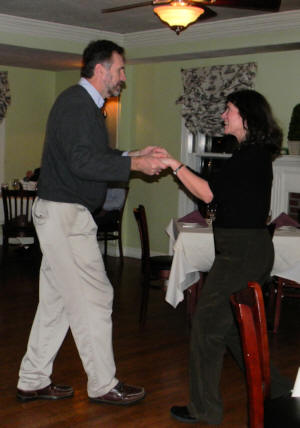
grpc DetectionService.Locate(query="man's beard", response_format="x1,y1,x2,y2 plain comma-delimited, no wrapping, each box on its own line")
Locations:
108,81,125,97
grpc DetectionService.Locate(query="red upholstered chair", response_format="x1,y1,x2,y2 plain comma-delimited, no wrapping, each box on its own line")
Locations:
231,281,300,428
133,205,173,324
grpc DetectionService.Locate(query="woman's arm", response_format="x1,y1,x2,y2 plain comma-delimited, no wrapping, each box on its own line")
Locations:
162,157,214,204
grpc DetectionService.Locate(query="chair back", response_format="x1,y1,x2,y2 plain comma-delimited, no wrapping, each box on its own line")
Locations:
2,187,37,234
93,184,129,260
231,281,271,428
133,205,150,261
94,185,129,227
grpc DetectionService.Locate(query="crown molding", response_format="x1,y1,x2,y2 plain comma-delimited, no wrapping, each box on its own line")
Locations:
128,42,300,64
0,9,299,55
124,9,300,48
0,13,123,47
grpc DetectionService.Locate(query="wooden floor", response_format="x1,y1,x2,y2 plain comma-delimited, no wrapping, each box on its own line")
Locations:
0,247,300,428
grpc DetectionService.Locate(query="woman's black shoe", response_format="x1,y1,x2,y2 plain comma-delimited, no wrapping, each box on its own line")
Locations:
170,406,201,423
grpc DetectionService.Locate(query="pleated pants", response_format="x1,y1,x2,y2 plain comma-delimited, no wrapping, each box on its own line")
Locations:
17,198,118,398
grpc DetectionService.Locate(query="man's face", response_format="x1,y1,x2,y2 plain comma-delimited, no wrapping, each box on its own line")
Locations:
102,52,126,98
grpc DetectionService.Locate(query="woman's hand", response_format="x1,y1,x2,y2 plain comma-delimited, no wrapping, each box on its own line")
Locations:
162,156,214,204
161,156,181,172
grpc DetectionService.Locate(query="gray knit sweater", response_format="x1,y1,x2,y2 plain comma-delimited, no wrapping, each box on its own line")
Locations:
38,85,131,212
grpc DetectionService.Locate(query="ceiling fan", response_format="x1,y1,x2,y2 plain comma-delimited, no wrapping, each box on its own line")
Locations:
102,0,281,35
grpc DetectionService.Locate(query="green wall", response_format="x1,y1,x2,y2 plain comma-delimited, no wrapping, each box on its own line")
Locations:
55,70,80,95
1,67,80,185
3,66,55,184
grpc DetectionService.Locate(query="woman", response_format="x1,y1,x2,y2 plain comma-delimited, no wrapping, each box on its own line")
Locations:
163,90,292,425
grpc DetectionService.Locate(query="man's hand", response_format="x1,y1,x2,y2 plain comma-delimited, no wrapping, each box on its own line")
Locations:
131,155,168,176
129,146,169,158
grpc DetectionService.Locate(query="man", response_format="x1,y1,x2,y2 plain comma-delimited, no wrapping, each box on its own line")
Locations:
17,40,167,405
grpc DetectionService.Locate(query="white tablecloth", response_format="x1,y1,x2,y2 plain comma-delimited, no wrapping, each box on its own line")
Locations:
165,220,300,308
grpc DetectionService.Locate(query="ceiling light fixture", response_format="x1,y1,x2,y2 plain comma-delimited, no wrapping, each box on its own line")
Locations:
153,0,205,35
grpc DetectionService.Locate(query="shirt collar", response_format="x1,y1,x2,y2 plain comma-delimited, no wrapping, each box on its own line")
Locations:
78,77,105,109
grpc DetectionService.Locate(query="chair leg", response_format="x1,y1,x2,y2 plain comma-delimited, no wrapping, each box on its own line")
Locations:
266,279,276,328
273,279,284,333
139,277,150,325
104,232,108,257
118,235,123,263
2,234,8,266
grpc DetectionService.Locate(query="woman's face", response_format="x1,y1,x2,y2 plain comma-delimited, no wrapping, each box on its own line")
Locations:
221,102,247,143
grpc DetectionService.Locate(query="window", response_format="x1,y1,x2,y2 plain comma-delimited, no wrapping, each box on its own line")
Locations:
178,121,233,217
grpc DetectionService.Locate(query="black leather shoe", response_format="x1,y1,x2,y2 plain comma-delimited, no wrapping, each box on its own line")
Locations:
17,383,74,401
89,381,145,406
170,406,202,424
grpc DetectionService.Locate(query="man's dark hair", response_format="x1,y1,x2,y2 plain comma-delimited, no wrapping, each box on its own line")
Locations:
81,40,125,78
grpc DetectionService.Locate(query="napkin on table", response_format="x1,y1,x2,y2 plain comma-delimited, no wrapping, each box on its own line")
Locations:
271,212,300,229
178,210,208,227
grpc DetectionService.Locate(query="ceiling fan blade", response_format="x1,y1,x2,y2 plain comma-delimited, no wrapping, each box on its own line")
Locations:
102,1,153,14
191,5,218,20
196,0,281,12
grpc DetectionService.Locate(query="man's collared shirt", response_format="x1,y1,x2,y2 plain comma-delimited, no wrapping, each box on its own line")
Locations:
78,77,104,109
78,77,128,156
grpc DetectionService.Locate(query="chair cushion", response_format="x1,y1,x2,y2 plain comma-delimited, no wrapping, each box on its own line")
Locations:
94,210,120,228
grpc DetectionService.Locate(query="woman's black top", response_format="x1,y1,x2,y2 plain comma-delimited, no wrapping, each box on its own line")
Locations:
209,144,273,229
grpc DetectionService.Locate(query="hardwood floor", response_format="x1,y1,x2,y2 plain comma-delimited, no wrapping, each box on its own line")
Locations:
0,247,299,427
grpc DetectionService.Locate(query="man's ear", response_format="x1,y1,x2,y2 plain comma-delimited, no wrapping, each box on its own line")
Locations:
94,63,106,77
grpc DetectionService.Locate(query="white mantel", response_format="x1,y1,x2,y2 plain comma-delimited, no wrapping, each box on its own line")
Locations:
271,155,300,220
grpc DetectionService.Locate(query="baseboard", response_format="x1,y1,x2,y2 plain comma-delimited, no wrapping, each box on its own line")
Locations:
102,243,169,259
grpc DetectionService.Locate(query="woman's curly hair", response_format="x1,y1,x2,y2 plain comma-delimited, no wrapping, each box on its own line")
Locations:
226,89,282,157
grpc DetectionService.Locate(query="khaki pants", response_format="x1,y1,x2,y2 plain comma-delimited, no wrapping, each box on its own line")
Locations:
17,198,118,397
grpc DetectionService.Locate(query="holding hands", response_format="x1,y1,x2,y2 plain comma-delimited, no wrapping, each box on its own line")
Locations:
130,145,169,176
138,146,169,158
161,156,182,172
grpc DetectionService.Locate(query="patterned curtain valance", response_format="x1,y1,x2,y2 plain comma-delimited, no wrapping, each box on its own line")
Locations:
176,62,257,137
0,72,11,122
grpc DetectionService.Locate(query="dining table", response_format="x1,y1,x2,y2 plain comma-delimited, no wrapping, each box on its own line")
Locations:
165,219,300,308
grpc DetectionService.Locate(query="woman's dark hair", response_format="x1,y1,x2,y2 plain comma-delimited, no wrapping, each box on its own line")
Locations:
226,89,282,156
81,40,125,78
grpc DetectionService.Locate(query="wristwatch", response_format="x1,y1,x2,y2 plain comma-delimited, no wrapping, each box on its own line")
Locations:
173,164,184,176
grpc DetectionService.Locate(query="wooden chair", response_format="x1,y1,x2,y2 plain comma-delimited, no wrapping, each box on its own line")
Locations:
93,185,129,262
231,281,300,428
133,205,173,324
266,219,300,333
268,276,300,333
1,186,38,263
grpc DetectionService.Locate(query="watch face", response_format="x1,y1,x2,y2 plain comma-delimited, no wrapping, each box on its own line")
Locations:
174,164,184,175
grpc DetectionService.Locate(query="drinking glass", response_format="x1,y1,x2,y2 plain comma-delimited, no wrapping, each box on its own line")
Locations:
206,204,216,226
